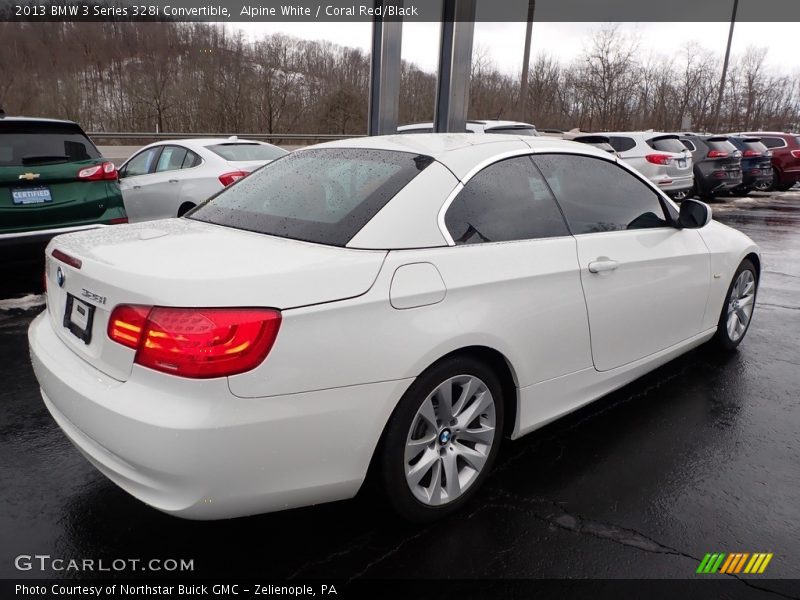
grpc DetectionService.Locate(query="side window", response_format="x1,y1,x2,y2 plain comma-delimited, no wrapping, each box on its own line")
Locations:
761,137,785,149
444,156,569,245
122,147,160,177
608,136,636,152
681,139,696,152
156,146,188,173
181,150,201,168
532,154,669,234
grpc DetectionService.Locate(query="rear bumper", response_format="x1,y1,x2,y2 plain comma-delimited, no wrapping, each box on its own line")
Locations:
29,311,411,519
652,174,694,192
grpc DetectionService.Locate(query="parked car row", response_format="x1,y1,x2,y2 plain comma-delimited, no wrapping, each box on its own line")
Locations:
546,127,799,201
3,110,797,272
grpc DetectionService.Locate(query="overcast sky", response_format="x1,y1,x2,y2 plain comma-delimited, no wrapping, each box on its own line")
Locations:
234,21,800,77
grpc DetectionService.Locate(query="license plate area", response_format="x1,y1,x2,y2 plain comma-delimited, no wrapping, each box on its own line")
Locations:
11,186,52,205
677,159,687,168
63,294,95,344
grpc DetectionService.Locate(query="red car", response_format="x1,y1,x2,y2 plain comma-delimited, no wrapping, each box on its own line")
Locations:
736,132,800,191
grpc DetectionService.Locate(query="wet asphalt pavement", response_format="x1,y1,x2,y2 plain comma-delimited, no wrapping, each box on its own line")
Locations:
1,192,799,594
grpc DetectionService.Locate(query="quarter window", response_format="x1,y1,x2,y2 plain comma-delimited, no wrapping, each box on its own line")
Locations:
532,154,669,234
607,136,636,153
182,150,201,168
760,137,786,149
444,156,569,245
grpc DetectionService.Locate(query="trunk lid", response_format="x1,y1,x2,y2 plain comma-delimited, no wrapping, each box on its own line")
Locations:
647,134,693,177
226,159,272,172
1,119,111,230
0,160,111,229
46,218,386,381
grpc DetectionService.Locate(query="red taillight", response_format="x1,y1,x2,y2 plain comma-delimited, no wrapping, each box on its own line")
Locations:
77,161,118,181
107,306,282,378
108,217,129,225
707,150,729,159
218,171,248,186
645,154,672,165
108,305,150,350
51,248,82,269
742,150,760,157
791,150,800,159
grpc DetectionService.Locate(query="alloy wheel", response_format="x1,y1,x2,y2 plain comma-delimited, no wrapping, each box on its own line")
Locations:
404,375,496,506
726,269,756,342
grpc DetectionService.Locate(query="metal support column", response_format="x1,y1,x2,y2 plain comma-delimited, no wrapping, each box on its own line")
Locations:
433,0,476,133
368,1,403,136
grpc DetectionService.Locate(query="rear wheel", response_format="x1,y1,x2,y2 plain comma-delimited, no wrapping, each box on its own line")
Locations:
714,259,758,350
752,179,771,192
177,202,196,217
380,356,504,522
772,169,794,191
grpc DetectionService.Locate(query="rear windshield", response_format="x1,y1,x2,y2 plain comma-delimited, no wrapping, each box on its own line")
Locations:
742,140,768,154
706,139,738,153
484,126,538,136
646,137,686,153
206,143,287,162
0,121,100,166
189,148,432,247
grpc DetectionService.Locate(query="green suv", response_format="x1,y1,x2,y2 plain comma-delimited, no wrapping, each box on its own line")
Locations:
0,112,127,258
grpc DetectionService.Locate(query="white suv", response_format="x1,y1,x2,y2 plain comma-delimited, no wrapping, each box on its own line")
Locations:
398,120,539,136
601,132,694,200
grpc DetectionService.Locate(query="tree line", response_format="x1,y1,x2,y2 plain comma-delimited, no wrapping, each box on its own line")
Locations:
1,22,798,137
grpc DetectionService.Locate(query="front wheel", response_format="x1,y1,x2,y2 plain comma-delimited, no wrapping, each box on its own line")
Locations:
714,259,758,350
380,356,504,522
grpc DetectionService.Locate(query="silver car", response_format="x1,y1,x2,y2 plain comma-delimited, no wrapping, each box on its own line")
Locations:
601,132,694,201
118,137,287,222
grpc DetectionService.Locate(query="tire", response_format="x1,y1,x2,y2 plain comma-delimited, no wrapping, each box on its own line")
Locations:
670,188,693,202
772,170,794,192
714,259,758,350
380,355,505,522
752,179,771,192
177,202,196,217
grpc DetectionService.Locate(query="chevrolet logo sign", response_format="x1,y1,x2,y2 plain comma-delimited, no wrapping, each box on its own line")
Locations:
19,173,40,181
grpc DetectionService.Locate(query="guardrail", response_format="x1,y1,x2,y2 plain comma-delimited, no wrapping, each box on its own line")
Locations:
88,132,366,143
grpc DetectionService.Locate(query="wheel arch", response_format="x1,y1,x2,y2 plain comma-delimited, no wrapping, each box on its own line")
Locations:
744,252,761,281
177,201,196,217
362,344,520,490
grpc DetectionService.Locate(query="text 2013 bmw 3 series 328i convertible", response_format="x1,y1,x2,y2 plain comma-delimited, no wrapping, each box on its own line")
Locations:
29,134,760,521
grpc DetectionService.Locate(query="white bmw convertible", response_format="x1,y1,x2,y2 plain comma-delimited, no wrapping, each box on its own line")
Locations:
29,134,760,521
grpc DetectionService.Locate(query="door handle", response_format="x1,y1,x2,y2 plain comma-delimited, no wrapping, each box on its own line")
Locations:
588,259,619,273
168,179,179,184
132,185,141,189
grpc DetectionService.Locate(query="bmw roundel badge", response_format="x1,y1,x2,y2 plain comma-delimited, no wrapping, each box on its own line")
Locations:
56,266,65,288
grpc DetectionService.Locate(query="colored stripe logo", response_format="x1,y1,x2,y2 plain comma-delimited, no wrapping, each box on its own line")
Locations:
697,552,773,574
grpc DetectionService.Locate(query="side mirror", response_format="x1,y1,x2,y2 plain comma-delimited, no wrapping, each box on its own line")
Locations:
678,199,712,229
